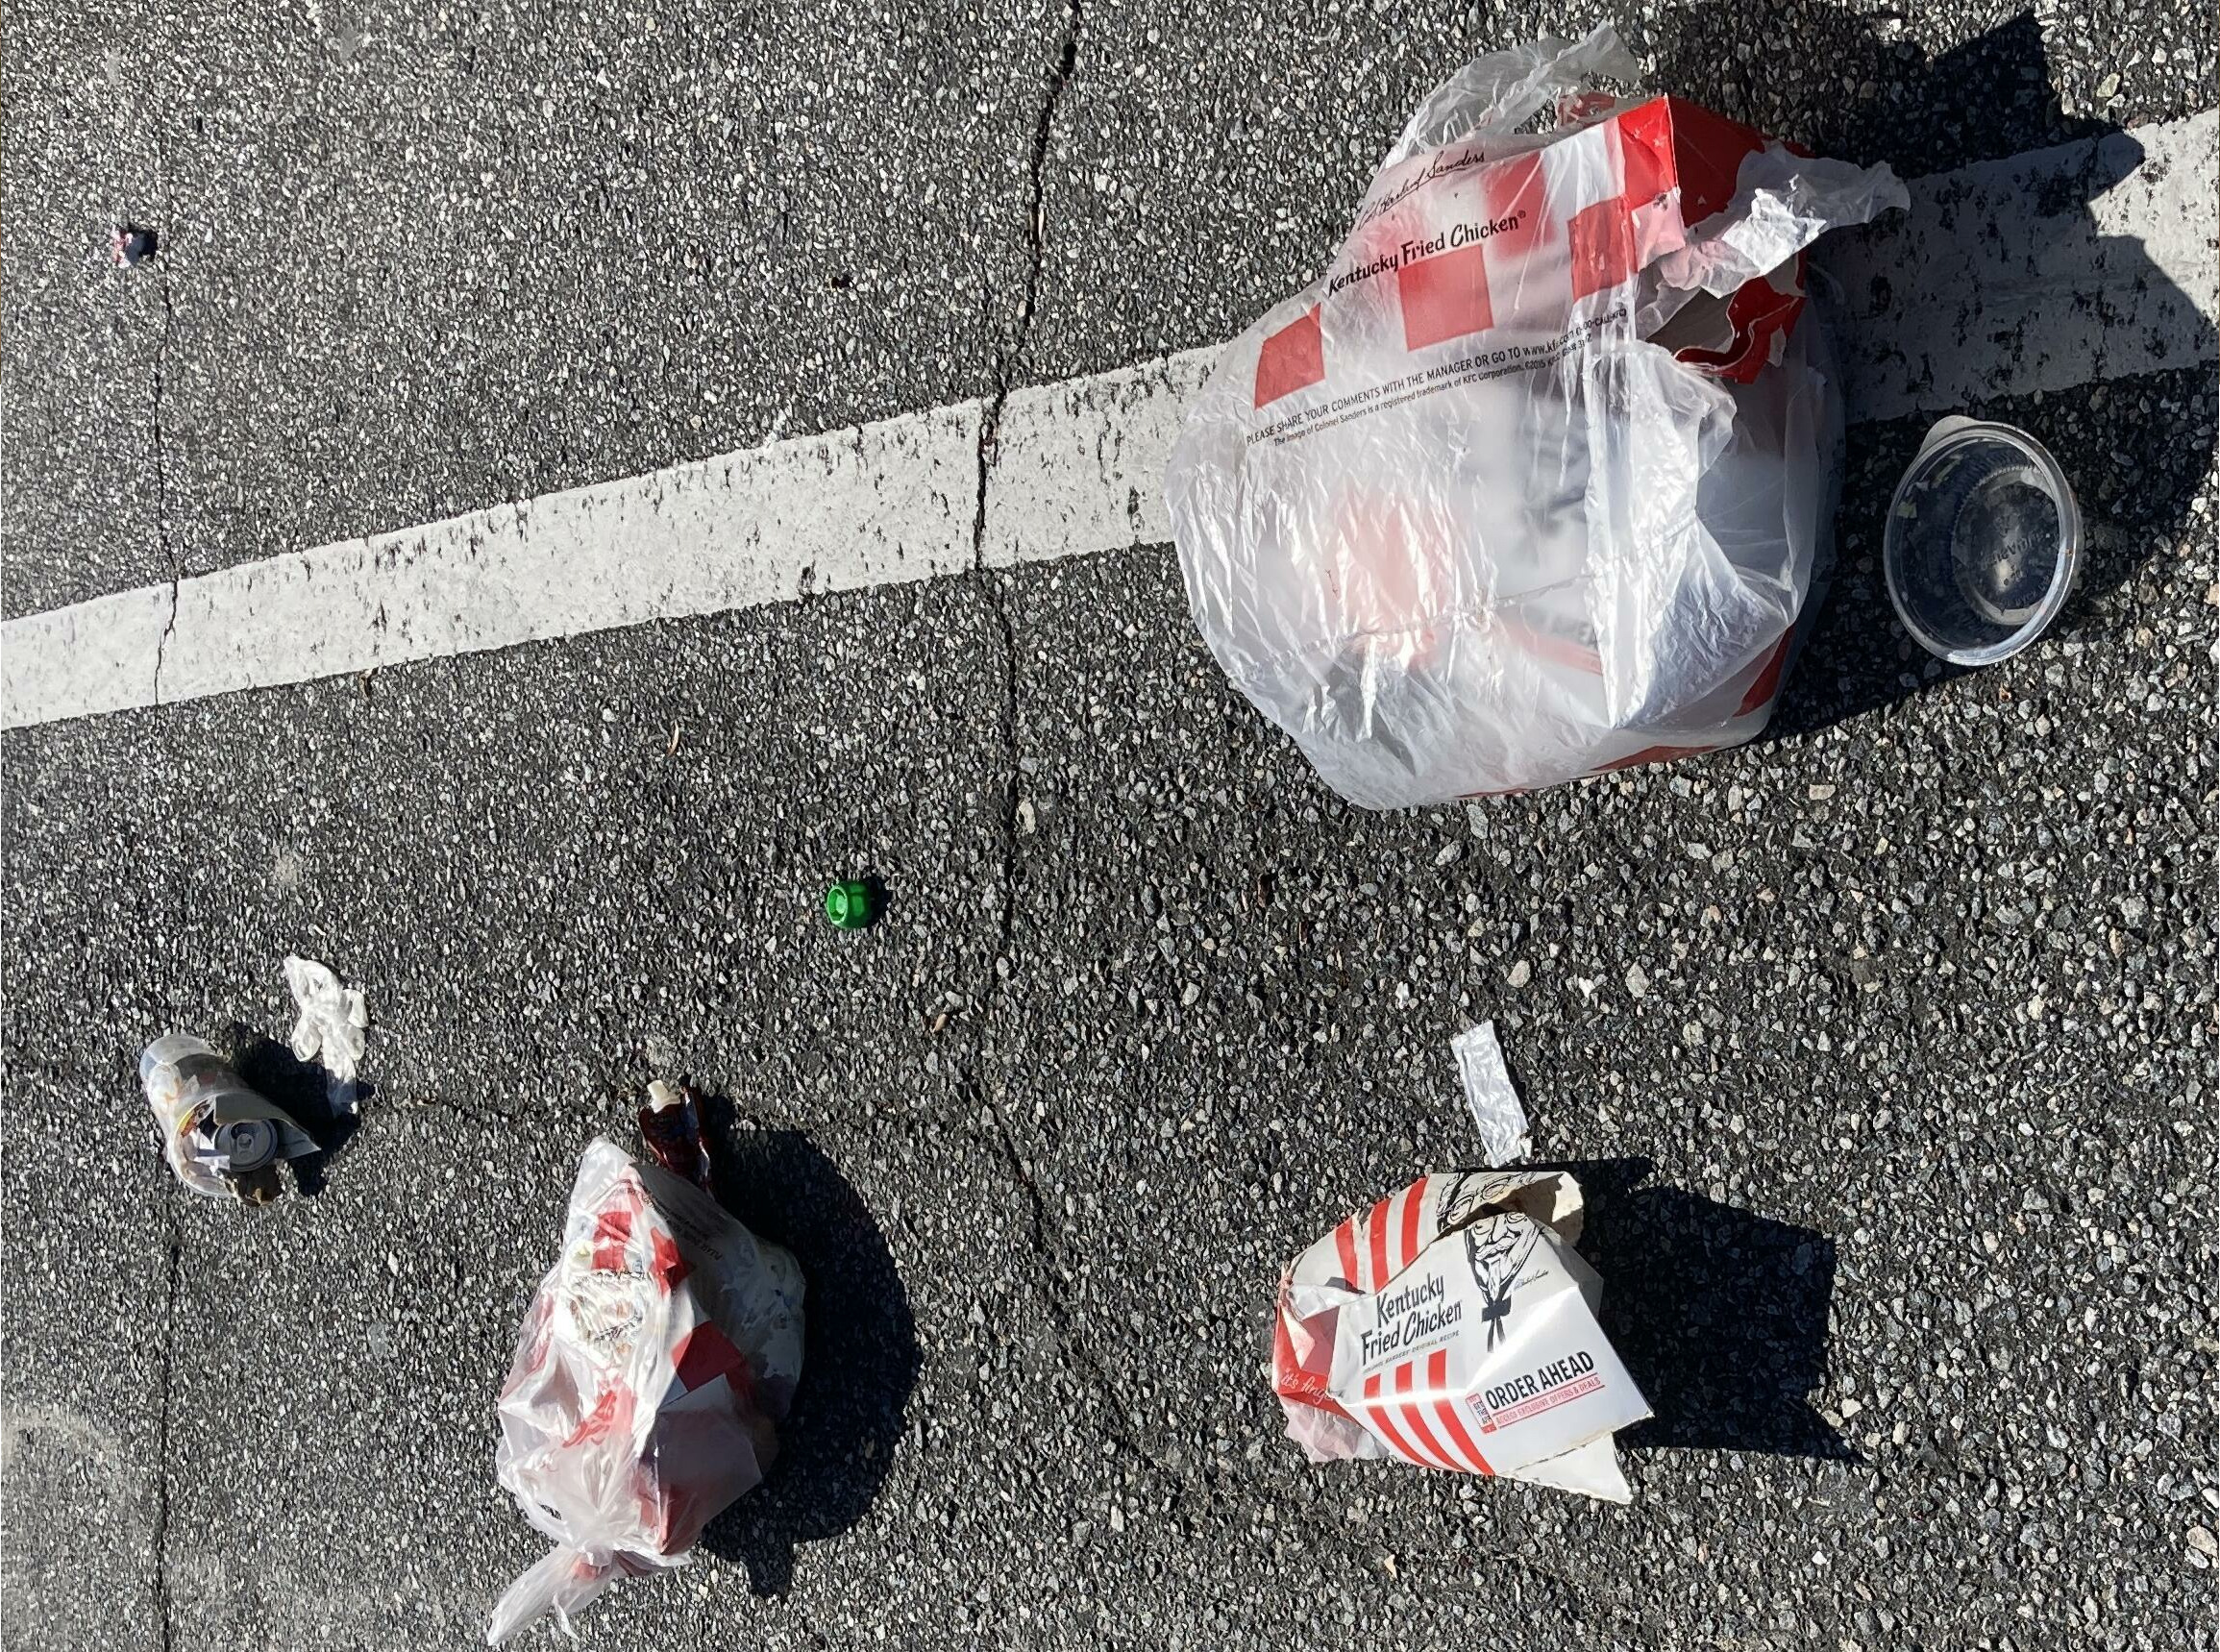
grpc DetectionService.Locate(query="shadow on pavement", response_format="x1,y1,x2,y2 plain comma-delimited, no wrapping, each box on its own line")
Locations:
226,1029,367,1197
1654,8,2105,169
693,1110,920,1597
1564,1157,1856,1462
1652,7,2216,741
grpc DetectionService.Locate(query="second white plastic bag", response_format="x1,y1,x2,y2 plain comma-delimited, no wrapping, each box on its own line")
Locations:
487,1129,804,1643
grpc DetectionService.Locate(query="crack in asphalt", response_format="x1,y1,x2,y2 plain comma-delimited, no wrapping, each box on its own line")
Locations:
965,0,1084,1002
951,0,1198,1506
972,1098,1200,1497
149,281,180,702
147,137,183,706
960,0,1079,1084
970,0,1081,578
138,120,186,1652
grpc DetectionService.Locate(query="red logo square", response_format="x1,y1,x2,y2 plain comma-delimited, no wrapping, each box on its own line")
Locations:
1481,151,1549,257
1568,197,1635,301
1397,242,1494,351
1253,308,1324,407
1615,99,1676,210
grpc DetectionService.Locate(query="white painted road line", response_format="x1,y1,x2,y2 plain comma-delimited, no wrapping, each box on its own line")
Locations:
1827,114,2218,423
981,349,1212,569
5,407,981,726
5,114,2213,730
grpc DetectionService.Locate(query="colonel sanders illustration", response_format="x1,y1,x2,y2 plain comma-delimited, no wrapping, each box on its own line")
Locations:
1435,1171,1544,1350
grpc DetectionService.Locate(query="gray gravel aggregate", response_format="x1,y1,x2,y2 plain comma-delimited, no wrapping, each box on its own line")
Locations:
3,0,2214,1646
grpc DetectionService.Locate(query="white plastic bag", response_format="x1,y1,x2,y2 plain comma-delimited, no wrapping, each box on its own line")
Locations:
1166,27,1906,805
487,1135,804,1643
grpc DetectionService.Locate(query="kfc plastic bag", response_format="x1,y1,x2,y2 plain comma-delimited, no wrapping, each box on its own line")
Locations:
1272,1168,1648,1501
1166,27,1907,805
487,1110,803,1643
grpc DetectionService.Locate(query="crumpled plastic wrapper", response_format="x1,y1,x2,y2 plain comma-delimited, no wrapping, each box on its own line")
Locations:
284,954,367,1085
1451,1021,1529,1165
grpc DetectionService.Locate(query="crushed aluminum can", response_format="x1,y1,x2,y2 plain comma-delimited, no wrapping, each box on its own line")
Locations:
139,1033,318,1203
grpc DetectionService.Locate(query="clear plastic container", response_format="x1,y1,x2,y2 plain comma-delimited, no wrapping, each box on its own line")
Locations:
139,1033,312,1200
1883,417,2081,665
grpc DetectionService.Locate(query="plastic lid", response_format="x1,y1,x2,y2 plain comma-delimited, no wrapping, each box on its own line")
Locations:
1883,418,2081,666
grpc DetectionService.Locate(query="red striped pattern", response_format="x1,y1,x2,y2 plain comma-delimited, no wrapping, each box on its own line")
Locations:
1431,1348,1495,1474
1352,1182,1455,1472
1394,1359,1459,1469
1361,1370,1428,1464
1333,1219,1361,1288
1366,1194,1394,1291
1397,1186,1424,1272
1337,1178,1500,1475
1300,1179,1497,1473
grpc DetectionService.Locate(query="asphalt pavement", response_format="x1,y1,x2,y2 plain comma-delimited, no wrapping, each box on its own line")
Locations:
3,1,2215,1649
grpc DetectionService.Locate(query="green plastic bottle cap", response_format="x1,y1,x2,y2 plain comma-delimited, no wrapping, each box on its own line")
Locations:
825,879,875,930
